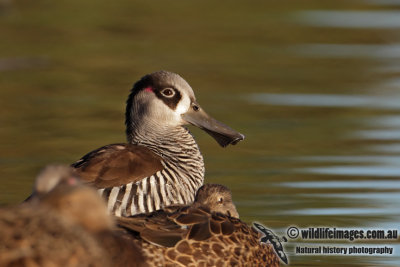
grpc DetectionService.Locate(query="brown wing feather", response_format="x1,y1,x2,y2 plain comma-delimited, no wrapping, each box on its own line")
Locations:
72,143,163,188
166,213,280,266
116,206,280,266
116,208,186,247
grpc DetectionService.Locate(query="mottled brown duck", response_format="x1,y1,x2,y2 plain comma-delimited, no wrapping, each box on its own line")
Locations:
0,165,146,267
117,184,281,267
70,71,244,216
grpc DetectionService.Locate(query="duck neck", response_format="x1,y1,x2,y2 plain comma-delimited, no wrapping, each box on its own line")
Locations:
127,123,205,188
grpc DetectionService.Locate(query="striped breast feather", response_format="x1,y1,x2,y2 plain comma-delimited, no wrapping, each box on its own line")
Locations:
100,170,195,216
71,143,164,189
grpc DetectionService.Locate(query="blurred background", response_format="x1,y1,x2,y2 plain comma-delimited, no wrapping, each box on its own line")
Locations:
1,0,399,266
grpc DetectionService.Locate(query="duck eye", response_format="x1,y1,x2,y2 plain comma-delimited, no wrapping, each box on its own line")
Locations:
217,197,223,204
161,88,175,97
192,104,200,112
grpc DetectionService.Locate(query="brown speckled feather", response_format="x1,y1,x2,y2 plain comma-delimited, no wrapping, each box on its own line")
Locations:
117,207,279,267
72,143,163,188
116,184,280,267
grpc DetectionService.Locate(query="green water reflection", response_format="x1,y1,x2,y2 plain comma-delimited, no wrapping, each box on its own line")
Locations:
1,1,399,266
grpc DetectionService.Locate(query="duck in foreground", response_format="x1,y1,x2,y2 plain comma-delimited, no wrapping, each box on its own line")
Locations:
71,71,244,217
0,165,146,267
117,184,280,267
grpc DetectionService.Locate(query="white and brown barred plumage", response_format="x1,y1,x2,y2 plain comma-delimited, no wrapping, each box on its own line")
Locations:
71,71,244,216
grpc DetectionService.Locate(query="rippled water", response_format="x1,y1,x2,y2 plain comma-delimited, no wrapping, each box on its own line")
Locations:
297,10,400,28
1,1,399,266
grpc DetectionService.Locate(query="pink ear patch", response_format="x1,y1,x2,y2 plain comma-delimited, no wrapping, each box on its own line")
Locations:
67,177,78,185
144,87,153,93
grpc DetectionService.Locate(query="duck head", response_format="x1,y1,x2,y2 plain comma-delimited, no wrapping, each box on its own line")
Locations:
125,71,244,147
194,183,239,218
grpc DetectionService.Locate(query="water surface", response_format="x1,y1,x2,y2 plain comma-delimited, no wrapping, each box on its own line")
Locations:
0,1,399,266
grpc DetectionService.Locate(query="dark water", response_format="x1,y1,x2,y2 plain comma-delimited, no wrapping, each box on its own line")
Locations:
1,1,399,266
